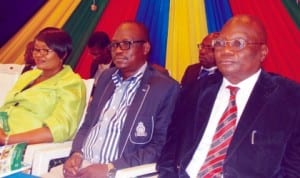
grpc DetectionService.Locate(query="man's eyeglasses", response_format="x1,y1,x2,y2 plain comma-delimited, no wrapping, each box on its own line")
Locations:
212,38,264,51
197,43,213,50
109,40,146,50
32,48,54,56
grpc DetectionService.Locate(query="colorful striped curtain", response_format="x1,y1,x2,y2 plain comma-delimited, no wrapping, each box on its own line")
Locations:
74,0,140,78
0,0,299,82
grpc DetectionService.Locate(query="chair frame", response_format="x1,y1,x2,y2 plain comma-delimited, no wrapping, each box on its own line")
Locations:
0,64,25,106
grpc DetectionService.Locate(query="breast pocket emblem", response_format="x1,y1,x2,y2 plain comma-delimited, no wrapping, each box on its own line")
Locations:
135,122,147,137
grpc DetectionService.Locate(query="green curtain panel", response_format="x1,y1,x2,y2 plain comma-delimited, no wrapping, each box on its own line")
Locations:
63,0,109,68
282,0,300,29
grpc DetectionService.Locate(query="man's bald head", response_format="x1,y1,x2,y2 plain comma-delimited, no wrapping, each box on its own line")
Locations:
222,14,267,43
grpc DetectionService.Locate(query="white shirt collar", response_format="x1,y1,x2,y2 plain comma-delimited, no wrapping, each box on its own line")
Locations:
222,69,261,89
202,66,217,72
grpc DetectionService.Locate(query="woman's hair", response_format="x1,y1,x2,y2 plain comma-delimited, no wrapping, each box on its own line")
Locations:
24,41,35,65
34,27,72,63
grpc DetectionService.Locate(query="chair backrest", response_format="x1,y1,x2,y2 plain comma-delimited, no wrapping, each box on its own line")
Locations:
78,78,95,128
0,64,25,106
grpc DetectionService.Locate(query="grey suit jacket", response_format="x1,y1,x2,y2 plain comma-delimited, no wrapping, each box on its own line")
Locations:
158,70,300,178
71,65,180,169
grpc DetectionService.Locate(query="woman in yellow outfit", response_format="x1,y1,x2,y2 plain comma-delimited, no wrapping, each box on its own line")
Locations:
0,27,86,145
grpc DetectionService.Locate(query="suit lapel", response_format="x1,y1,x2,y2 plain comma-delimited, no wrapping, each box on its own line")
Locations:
226,71,278,158
90,70,116,126
118,67,152,153
184,72,223,162
194,76,221,136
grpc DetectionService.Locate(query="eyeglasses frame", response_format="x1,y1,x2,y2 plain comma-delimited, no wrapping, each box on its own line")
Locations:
212,38,265,51
109,40,146,50
197,43,214,50
32,48,54,56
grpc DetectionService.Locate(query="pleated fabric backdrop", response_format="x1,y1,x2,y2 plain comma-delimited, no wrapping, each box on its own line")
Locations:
0,0,299,82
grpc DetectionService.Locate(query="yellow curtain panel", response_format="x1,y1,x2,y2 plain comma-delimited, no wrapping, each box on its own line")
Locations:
166,0,208,81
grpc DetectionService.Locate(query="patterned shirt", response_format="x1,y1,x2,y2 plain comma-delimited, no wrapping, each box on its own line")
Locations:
82,63,147,163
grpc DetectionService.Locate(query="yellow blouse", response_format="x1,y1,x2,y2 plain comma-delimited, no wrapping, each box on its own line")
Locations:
0,65,86,142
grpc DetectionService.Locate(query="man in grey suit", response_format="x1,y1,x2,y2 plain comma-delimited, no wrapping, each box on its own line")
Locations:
157,14,300,178
60,21,180,178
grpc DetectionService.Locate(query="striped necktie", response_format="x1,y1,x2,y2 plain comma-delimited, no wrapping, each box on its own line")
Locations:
198,86,239,178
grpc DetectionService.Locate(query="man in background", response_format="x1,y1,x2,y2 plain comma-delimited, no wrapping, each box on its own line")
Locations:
181,32,219,86
87,31,113,85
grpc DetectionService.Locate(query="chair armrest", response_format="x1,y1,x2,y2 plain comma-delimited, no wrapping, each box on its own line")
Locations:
25,141,157,177
24,141,72,176
115,163,157,178
24,142,67,166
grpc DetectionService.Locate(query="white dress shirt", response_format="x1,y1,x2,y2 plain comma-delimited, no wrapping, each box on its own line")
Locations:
186,69,261,178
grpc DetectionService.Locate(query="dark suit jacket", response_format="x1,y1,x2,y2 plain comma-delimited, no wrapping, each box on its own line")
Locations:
71,65,180,169
158,70,300,178
181,63,201,86
181,63,217,87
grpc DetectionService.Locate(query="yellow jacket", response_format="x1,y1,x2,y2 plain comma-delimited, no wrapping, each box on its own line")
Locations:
0,65,86,142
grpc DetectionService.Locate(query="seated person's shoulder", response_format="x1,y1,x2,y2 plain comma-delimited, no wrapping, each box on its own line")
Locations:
149,66,179,88
186,63,202,70
268,72,300,93
60,66,82,81
151,63,169,76
255,72,300,105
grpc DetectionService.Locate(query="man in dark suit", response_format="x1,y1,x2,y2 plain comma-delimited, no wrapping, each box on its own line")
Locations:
60,21,180,178
157,14,300,178
181,32,219,87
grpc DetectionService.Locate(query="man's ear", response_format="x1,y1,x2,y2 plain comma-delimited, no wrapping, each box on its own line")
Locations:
143,41,151,55
260,44,268,62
